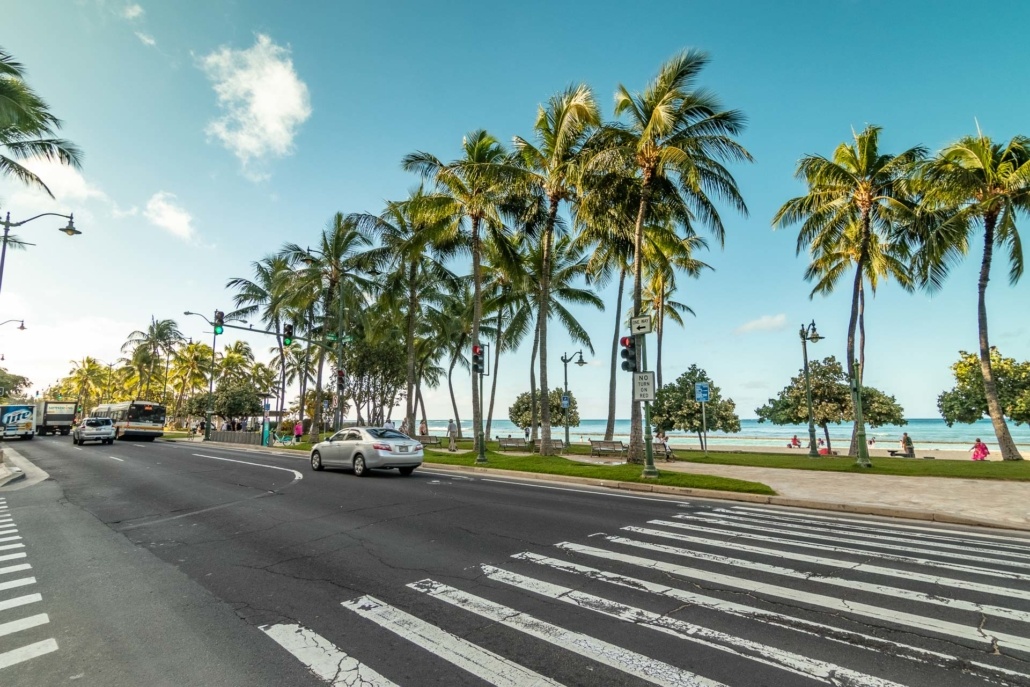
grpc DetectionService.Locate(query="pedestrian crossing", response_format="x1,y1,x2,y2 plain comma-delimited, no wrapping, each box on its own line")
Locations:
263,503,1030,686
0,497,58,674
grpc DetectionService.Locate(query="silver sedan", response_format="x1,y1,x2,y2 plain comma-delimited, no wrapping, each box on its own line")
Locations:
310,427,423,476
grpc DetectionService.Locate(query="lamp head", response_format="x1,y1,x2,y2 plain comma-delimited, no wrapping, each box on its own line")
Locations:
59,214,81,237
807,321,823,342
575,352,587,366
17,320,25,330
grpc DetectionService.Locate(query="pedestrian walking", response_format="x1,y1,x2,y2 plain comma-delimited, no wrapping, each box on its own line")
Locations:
524,425,530,442
900,432,914,457
447,419,457,452
418,419,428,437
293,420,303,444
970,438,990,461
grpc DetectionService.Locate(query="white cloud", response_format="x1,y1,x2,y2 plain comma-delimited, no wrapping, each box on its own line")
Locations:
735,313,788,334
135,31,156,47
199,34,311,180
122,4,144,20
144,192,195,241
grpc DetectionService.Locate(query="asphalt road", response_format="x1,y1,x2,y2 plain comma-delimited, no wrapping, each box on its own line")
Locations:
2,435,1030,686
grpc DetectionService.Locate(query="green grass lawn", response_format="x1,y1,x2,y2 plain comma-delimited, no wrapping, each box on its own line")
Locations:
676,450,1030,480
423,448,775,495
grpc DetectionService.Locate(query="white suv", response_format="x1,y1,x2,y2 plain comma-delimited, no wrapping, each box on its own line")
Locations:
72,418,116,445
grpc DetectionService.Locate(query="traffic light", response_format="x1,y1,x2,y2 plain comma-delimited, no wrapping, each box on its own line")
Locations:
620,336,637,373
471,344,484,374
283,323,294,346
213,310,225,335
336,369,345,390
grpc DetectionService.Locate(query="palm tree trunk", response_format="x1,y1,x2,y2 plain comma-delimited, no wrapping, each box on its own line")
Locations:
845,216,869,457
858,283,866,383
485,303,504,439
823,424,832,453
977,216,1022,460
605,267,626,441
471,216,483,453
162,356,171,407
310,347,325,442
656,304,665,391
529,314,540,442
628,182,652,463
447,349,461,439
538,196,559,455
405,262,419,436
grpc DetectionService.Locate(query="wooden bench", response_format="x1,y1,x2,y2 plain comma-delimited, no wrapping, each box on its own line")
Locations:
887,449,914,458
590,439,627,457
498,437,528,451
417,435,441,447
652,443,675,461
534,439,565,454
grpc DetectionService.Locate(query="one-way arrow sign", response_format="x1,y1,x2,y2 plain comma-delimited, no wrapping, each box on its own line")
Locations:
630,316,652,335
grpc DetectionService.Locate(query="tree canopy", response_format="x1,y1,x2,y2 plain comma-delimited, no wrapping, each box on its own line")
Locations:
508,388,580,432
938,349,1030,427
651,365,740,449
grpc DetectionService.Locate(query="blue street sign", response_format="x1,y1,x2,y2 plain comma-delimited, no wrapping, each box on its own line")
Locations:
263,402,270,411
560,394,570,409
695,382,710,403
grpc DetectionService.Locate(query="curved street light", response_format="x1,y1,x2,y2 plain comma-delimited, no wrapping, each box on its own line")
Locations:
799,321,823,457
560,350,587,446
1,212,81,297
0,319,26,330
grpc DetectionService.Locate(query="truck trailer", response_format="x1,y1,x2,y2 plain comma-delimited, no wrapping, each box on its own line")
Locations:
35,400,76,436
0,404,35,440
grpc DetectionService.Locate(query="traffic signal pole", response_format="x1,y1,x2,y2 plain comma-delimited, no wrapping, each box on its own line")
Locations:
639,333,658,479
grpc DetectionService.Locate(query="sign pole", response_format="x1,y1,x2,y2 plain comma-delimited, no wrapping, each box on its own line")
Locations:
639,334,657,479
702,401,708,456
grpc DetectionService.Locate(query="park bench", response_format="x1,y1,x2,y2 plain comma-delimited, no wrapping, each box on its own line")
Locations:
534,439,565,454
887,449,915,458
498,437,529,451
417,435,441,447
652,443,675,461
589,439,628,457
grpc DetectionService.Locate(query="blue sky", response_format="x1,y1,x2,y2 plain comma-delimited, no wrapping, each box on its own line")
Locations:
2,0,1028,420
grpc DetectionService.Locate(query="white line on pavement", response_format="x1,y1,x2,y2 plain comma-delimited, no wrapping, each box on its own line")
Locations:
480,478,692,505
515,552,1030,685
0,563,31,576
0,553,26,563
0,529,14,536
624,525,1030,604
109,456,124,462
650,518,1030,582
0,536,21,544
0,577,35,592
0,544,24,552
192,454,303,481
0,614,48,638
261,623,398,687
408,578,726,687
343,595,565,686
133,444,145,448
483,565,904,687
0,638,58,670
73,447,81,451
0,594,40,612
557,541,1030,654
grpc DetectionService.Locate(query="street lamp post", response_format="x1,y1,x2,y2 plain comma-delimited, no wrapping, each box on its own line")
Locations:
799,320,823,458
560,350,586,446
0,212,81,297
0,319,26,330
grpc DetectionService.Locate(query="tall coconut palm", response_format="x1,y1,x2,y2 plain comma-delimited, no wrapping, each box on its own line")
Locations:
169,341,212,423
0,46,82,195
915,133,1030,461
641,270,693,390
121,317,183,401
774,125,924,455
67,357,106,415
596,50,751,462
510,84,601,454
403,131,511,453
219,341,254,383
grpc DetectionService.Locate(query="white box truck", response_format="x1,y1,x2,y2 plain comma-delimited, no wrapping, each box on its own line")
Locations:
35,400,76,436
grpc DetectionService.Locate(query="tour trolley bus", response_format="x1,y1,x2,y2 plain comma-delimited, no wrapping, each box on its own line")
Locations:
90,401,166,440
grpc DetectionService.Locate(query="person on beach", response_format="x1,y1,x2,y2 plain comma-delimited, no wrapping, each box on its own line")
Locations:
970,438,990,461
524,425,531,442
790,435,801,448
447,419,457,451
418,419,428,437
899,432,914,457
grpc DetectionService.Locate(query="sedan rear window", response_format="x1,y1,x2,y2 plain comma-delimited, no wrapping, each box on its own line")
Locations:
366,428,408,440
85,419,111,427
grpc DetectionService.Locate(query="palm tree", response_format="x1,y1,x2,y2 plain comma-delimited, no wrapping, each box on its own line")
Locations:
121,317,183,400
511,85,601,454
67,357,106,416
641,269,693,390
219,341,255,383
403,131,511,453
595,50,751,461
773,125,924,455
169,341,212,424
915,133,1030,461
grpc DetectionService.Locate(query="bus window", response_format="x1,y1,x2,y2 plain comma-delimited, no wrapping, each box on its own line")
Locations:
129,404,166,425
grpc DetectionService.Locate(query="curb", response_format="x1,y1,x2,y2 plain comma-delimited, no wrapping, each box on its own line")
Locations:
188,440,1030,533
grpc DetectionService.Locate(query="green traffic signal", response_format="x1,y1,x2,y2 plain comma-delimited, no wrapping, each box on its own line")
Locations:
283,323,294,346
214,325,224,335
213,310,225,335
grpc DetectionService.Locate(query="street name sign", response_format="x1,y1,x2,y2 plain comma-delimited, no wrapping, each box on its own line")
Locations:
630,316,652,335
695,382,710,403
633,372,656,402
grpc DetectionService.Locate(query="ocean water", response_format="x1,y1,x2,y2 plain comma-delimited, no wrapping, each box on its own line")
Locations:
421,417,1030,451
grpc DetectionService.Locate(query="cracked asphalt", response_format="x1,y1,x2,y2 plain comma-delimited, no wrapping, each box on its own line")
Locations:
4,435,1030,686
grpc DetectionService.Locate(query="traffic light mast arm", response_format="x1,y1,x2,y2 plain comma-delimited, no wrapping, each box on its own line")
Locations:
183,311,332,352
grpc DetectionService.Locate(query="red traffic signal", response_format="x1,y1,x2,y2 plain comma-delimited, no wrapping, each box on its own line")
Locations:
620,335,637,373
336,369,345,389
471,344,484,374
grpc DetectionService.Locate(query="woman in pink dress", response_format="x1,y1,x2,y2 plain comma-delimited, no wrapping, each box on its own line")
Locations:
970,438,990,461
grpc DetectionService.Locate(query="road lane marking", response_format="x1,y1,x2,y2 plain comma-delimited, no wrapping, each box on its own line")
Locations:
0,553,26,563
0,563,31,576
0,594,40,612
192,453,303,481
479,478,692,505
624,525,1030,604
687,511,1030,563
261,623,398,687
342,595,564,687
0,614,48,638
483,565,904,687
515,551,1030,685
0,577,34,592
721,507,1030,553
73,447,82,451
0,536,21,544
133,444,145,448
408,579,726,687
650,518,1030,582
0,544,24,552
0,528,16,536
558,541,1030,654
109,456,124,462
0,638,58,669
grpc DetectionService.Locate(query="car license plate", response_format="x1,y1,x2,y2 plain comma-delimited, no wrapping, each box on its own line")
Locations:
399,445,408,453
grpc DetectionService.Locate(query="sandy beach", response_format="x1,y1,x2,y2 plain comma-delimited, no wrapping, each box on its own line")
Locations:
665,441,1012,462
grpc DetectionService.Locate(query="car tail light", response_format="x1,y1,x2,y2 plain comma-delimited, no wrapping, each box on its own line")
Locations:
372,442,391,451
414,443,423,451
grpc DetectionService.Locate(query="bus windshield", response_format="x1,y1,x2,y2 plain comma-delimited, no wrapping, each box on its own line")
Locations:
128,403,166,425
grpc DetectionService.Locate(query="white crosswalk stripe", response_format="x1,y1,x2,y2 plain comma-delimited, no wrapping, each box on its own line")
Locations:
261,623,398,687
0,510,59,675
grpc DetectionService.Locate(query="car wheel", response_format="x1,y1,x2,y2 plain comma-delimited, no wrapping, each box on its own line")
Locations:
398,466,415,476
353,454,368,477
311,451,324,471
